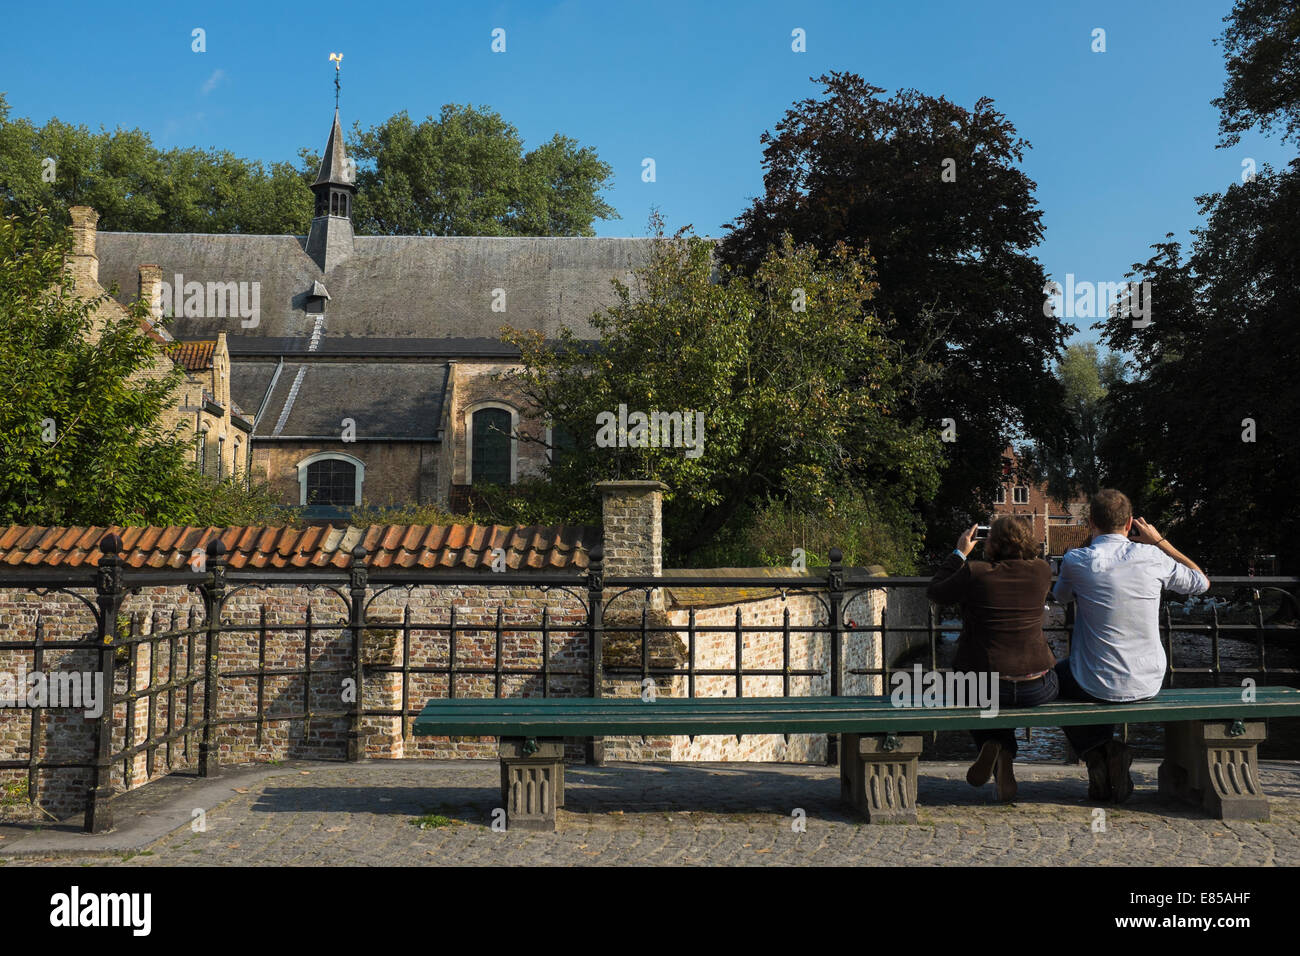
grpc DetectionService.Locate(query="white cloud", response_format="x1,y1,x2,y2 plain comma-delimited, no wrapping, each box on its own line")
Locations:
200,69,226,95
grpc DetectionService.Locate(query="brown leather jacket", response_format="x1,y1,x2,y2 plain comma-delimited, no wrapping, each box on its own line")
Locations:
926,552,1056,677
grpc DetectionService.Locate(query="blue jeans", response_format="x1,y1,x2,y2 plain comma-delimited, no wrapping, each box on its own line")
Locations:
1054,658,1128,756
970,669,1060,758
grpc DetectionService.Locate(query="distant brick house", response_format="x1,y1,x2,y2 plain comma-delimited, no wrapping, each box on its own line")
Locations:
990,445,1088,556
65,208,251,481
79,107,657,518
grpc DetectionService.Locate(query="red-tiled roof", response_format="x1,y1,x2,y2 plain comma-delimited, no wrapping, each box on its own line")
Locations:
0,525,596,572
167,340,216,371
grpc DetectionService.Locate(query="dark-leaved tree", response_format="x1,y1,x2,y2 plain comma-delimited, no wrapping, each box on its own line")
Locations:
1214,0,1300,147
718,73,1073,553
1098,161,1300,572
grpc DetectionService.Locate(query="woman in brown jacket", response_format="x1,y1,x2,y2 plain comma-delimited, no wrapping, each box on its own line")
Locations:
926,516,1058,802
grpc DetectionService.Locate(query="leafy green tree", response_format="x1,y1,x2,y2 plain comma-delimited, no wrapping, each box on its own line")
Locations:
0,208,286,527
1214,0,1300,147
301,104,618,236
717,73,1073,552
501,217,943,565
0,209,189,523
0,93,313,234
1022,343,1125,502
0,95,614,238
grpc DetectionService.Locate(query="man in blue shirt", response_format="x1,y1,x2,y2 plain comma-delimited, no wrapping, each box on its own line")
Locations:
1052,489,1210,803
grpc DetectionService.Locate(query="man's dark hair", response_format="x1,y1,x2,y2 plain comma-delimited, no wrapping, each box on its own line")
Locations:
986,515,1037,561
1089,488,1132,533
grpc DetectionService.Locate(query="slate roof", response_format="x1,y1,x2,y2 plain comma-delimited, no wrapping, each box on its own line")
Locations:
0,524,596,572
96,233,656,341
230,360,449,439
226,336,521,358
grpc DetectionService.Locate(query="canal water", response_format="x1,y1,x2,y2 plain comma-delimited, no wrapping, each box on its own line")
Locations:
910,605,1300,763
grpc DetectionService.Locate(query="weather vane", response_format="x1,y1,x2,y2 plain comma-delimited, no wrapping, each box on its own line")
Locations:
329,52,343,109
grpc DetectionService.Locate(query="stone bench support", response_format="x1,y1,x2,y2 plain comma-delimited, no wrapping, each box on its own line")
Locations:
1158,719,1269,820
840,732,924,823
500,737,565,831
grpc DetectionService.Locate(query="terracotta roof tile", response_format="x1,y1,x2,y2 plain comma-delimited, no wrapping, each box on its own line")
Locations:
167,340,217,372
0,524,597,574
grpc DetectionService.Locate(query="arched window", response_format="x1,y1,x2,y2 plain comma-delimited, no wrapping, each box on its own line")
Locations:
469,405,515,486
297,453,365,506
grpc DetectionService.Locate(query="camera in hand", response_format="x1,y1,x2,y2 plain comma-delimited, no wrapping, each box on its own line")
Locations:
975,525,990,541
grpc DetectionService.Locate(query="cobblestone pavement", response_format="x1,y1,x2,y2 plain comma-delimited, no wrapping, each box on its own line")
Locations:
2,759,1298,866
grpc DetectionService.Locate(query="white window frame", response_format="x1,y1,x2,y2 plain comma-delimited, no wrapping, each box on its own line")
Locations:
995,486,1007,505
1013,485,1029,505
465,401,518,485
297,451,365,507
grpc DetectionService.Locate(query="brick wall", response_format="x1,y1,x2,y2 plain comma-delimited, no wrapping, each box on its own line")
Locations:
0,483,903,819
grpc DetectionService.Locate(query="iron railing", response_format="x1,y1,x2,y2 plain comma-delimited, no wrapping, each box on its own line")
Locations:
0,537,1295,832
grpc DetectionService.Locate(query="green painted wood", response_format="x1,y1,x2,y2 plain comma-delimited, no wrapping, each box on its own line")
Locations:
411,687,1300,736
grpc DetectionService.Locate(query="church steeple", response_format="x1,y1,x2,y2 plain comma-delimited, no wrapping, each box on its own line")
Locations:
312,109,354,212
305,56,356,272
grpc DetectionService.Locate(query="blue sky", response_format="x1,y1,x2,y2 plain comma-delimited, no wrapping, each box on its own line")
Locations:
1,0,1291,346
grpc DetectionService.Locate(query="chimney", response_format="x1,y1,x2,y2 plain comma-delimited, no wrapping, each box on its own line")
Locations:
138,264,162,320
68,206,99,284
213,332,230,406
597,480,667,608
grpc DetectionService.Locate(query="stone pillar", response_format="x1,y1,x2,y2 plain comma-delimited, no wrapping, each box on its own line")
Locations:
68,206,99,285
596,480,667,608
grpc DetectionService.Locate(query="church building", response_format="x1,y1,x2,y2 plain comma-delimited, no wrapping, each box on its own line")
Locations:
82,107,654,517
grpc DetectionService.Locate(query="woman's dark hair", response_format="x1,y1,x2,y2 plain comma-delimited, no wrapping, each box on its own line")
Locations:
986,515,1037,561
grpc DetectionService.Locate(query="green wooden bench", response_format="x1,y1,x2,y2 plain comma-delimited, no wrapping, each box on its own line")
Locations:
412,687,1300,830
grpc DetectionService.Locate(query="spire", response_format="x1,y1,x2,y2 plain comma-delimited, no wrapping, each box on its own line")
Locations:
305,54,356,273
312,109,352,189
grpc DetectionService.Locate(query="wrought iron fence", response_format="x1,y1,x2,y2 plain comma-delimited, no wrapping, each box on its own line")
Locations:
0,536,1295,832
